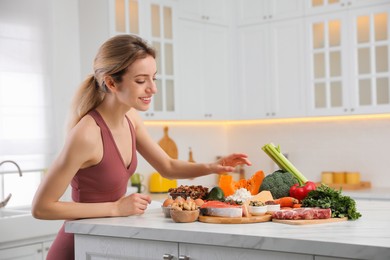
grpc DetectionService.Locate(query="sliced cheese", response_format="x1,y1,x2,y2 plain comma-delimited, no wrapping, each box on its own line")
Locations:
250,190,274,203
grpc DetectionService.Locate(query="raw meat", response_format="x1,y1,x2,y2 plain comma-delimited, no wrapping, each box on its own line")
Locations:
272,208,331,220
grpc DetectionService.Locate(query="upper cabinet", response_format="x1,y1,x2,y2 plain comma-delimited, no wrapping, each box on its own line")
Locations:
237,18,306,119
107,0,389,120
178,0,231,25
306,3,390,116
109,0,178,120
237,0,304,26
176,19,231,120
304,0,390,15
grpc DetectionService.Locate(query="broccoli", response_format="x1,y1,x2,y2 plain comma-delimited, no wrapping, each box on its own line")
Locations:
259,170,299,199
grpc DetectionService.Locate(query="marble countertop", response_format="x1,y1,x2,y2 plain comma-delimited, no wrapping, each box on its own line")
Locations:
343,187,390,201
66,199,390,259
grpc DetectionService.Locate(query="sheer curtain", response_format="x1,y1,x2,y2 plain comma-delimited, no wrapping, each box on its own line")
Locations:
0,0,54,207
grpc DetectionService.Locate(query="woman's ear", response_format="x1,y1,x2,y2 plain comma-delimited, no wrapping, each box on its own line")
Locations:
103,75,117,92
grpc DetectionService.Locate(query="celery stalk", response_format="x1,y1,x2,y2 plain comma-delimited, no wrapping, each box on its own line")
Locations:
262,143,308,185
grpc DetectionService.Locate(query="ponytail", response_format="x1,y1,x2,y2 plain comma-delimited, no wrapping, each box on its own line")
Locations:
67,75,104,131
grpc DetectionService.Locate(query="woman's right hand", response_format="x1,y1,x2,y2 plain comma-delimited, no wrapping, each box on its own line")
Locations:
114,193,152,216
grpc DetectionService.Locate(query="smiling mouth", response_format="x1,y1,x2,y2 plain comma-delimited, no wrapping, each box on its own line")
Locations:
140,97,151,101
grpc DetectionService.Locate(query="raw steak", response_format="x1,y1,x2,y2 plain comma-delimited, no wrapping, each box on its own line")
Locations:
272,208,331,220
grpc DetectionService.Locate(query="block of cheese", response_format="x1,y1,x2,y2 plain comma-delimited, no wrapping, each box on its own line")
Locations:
250,190,274,203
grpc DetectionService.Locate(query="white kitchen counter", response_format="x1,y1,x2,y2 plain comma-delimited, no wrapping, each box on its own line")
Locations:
66,199,390,259
343,187,390,201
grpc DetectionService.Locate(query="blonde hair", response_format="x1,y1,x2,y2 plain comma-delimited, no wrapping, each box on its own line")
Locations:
68,34,156,130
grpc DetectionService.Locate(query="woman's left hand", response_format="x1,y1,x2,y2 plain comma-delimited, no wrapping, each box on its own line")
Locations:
212,153,252,173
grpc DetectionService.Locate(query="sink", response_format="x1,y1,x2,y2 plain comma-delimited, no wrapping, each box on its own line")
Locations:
0,208,30,218
0,207,63,244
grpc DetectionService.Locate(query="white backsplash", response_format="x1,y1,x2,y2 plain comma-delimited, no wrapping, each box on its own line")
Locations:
137,116,390,189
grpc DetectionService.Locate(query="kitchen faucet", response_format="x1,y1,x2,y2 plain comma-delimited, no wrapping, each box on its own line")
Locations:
0,160,23,208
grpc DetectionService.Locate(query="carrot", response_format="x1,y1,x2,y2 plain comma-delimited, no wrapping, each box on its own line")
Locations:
293,203,302,208
273,197,299,207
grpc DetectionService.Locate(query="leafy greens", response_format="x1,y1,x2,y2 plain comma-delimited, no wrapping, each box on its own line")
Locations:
301,184,362,220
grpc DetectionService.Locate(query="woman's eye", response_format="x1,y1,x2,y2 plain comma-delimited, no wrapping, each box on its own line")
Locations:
136,80,145,84
152,78,157,81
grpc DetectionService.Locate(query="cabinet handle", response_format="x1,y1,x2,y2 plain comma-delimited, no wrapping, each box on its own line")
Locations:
179,255,190,260
263,15,267,20
350,108,354,112
37,249,43,253
268,15,272,19
163,254,174,260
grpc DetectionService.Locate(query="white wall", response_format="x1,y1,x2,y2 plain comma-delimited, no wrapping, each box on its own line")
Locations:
136,116,390,189
137,124,229,188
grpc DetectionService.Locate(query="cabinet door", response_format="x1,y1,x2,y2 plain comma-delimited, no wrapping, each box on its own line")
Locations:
268,18,306,118
306,12,350,116
75,234,178,259
177,20,230,120
349,5,390,113
238,19,305,119
179,243,313,260
304,0,389,16
238,24,270,119
0,243,43,260
237,0,303,25
178,0,229,25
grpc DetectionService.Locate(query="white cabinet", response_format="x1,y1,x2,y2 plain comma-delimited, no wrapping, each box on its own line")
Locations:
304,0,390,16
74,234,315,259
237,18,306,119
75,235,178,259
0,240,52,260
0,244,43,260
306,4,390,116
180,243,313,260
237,0,304,26
178,0,231,25
176,20,231,120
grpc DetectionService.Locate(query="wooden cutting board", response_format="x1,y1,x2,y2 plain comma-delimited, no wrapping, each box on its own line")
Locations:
198,214,272,224
272,217,348,225
158,126,178,159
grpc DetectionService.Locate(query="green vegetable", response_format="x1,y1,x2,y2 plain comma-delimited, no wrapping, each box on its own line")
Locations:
301,184,362,220
262,143,308,185
206,186,225,201
259,170,299,199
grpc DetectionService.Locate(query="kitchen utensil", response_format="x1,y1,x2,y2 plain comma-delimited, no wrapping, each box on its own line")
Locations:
321,171,333,184
198,214,271,224
272,217,348,225
158,126,178,159
333,172,345,184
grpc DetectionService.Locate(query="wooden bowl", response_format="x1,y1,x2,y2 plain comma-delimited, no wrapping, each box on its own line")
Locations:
170,209,199,223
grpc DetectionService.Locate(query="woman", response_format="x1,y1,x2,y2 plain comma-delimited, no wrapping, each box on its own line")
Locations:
32,34,251,259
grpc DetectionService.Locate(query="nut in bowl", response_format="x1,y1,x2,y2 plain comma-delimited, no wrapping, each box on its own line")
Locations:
170,209,199,223
169,198,199,223
248,201,267,216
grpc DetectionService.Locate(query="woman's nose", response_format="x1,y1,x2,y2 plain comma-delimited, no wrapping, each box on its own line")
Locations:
146,81,157,94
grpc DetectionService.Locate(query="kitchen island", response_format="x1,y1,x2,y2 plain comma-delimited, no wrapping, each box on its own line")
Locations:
66,200,390,260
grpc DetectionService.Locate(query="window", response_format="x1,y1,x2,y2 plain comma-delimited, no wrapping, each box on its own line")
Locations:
0,0,53,207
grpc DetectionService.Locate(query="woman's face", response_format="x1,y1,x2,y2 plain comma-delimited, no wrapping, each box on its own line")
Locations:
116,55,157,111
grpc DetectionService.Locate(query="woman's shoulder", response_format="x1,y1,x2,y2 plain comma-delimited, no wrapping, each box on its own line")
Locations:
67,114,101,147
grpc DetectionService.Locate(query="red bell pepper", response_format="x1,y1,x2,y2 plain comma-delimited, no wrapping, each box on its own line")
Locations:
289,181,317,201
